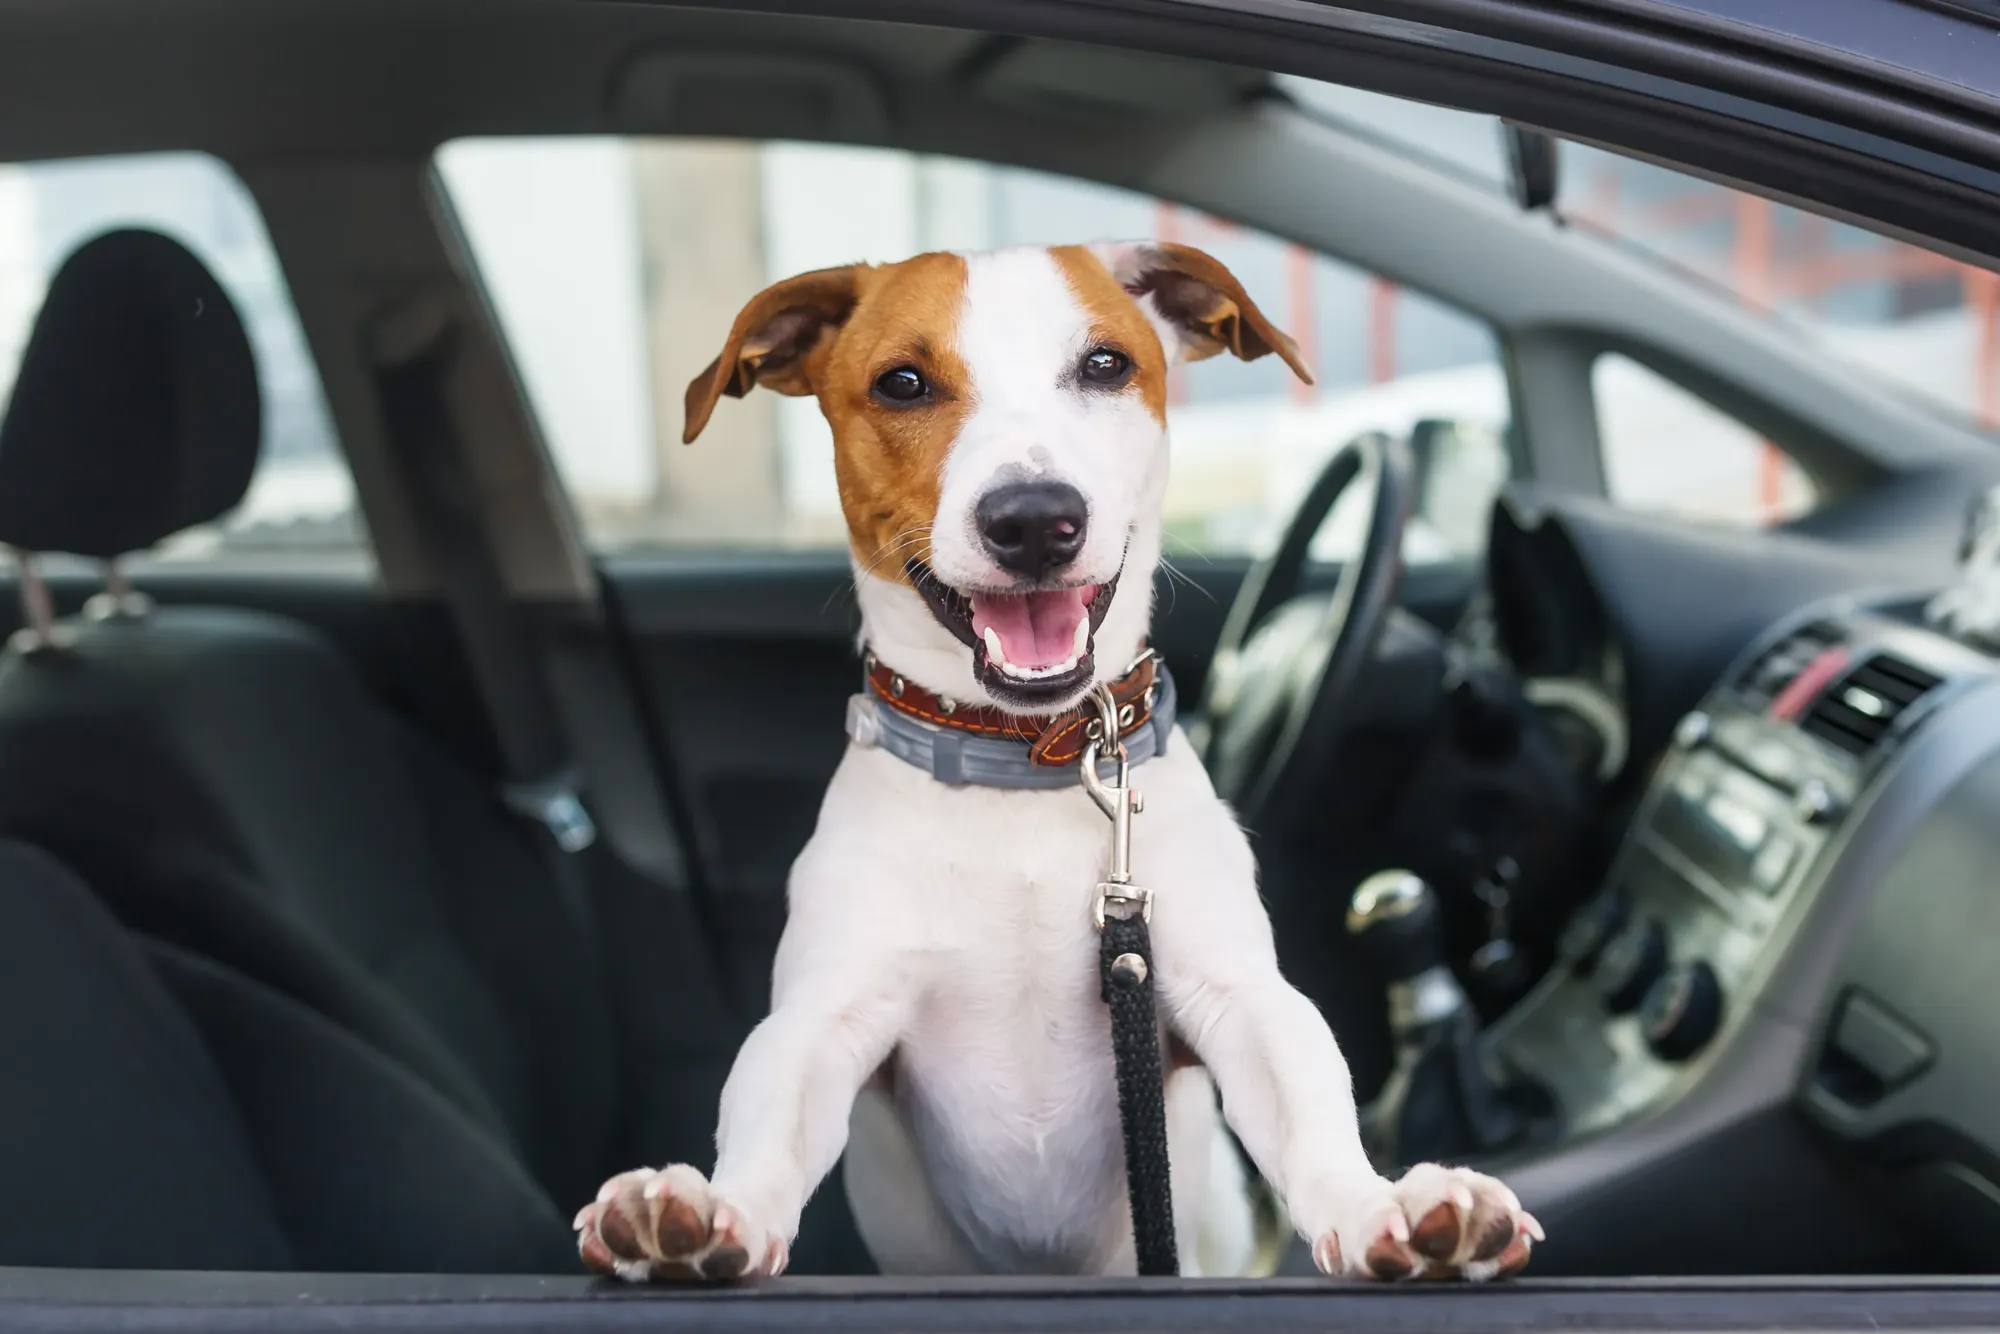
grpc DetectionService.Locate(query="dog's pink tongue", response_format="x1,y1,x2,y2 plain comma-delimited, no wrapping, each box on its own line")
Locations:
970,586,1095,669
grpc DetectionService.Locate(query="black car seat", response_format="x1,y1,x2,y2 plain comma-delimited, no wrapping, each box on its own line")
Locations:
0,836,576,1272
0,839,580,1272
0,838,294,1272
0,229,619,1260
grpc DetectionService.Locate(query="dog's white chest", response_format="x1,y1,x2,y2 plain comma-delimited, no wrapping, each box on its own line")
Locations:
897,867,1125,1269
793,745,1152,1270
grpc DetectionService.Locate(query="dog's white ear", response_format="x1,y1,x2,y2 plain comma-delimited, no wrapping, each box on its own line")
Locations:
684,265,866,443
1090,241,1314,385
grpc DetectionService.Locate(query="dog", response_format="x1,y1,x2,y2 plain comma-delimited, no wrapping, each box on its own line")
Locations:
575,242,1542,1282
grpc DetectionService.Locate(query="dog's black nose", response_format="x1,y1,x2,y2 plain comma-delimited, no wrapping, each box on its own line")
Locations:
976,481,1088,580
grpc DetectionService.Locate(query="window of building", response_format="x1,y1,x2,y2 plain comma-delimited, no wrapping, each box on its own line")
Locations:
434,136,1512,564
0,152,357,564
1594,354,1815,526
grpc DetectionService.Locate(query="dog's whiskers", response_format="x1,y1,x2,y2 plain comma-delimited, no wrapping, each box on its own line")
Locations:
1155,553,1216,613
819,579,859,617
868,524,935,572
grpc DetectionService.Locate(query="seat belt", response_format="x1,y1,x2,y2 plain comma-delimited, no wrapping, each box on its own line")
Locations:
366,304,600,927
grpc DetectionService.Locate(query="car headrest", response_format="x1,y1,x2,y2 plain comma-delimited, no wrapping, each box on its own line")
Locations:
0,229,260,559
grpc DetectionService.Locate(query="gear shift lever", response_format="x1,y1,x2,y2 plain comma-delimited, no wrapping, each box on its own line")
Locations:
1348,870,1527,1170
1347,871,1465,1033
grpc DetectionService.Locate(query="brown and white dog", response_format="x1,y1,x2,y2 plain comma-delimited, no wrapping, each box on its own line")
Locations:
575,242,1541,1282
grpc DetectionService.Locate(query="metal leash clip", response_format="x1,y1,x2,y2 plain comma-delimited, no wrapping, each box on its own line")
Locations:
1081,682,1151,929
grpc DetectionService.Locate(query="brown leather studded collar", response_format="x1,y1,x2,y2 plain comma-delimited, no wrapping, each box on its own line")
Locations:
865,649,1162,767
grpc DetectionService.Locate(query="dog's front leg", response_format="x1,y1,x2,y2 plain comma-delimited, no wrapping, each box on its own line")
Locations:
579,906,913,1282
1152,859,1541,1281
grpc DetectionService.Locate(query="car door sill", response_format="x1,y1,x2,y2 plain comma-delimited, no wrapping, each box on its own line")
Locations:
0,1271,1996,1333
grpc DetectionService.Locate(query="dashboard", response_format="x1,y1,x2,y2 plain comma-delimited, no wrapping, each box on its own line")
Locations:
1487,585,2000,1271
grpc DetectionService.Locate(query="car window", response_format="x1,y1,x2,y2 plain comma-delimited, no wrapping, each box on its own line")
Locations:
1558,140,1999,436
1593,353,1814,526
0,152,359,566
1279,82,1995,491
434,136,1512,566
1275,77,1509,195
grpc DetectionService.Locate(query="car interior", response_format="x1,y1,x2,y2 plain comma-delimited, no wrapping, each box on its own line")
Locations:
2,0,2000,1307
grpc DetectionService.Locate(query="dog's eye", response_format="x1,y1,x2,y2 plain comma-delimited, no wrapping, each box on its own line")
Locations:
873,366,929,403
1079,347,1131,385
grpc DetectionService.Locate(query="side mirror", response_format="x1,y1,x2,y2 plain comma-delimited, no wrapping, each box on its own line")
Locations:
1500,123,1560,214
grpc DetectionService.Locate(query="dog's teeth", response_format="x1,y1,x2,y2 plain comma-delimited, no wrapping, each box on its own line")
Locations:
997,656,1081,681
983,627,1007,667
1071,616,1090,660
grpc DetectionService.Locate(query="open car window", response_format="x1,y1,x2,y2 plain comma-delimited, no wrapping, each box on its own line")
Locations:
433,135,1513,566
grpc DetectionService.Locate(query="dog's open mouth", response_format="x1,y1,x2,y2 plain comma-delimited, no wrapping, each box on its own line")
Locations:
910,561,1121,707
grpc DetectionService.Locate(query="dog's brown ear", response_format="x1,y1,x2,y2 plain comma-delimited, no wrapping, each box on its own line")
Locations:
683,265,865,443
1090,241,1313,385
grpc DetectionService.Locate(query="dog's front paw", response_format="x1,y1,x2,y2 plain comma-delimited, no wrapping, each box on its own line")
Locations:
1312,1163,1541,1283
576,1165,786,1282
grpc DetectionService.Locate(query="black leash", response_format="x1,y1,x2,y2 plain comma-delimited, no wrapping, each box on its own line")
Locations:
1082,677,1178,1276
1101,912,1178,1275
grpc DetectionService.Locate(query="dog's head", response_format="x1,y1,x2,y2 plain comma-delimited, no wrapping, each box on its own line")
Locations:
685,243,1311,713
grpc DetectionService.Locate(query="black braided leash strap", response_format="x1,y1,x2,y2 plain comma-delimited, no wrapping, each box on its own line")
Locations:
1100,911,1178,1276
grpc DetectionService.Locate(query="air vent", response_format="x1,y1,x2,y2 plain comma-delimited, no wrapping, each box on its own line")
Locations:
1801,654,1943,758
1740,621,1844,706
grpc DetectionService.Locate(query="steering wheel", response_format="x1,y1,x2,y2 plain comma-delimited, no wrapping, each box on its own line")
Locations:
1198,431,1415,827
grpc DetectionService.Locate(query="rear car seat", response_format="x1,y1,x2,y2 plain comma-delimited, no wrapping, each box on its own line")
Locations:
0,229,617,1267
0,837,575,1272
0,839,295,1272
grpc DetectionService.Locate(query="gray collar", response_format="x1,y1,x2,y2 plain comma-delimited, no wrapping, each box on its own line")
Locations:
845,664,1178,789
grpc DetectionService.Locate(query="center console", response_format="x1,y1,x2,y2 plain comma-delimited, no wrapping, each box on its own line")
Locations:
1487,600,1990,1148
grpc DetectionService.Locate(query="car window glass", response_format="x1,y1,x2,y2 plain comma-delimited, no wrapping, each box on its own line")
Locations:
1558,140,1999,435
1594,353,1815,526
1277,78,1508,193
434,136,1512,565
0,152,359,566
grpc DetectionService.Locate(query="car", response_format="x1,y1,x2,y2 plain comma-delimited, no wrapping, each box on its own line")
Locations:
0,0,1996,1329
